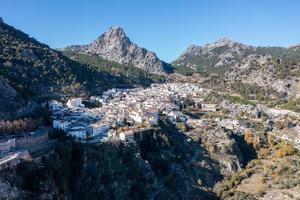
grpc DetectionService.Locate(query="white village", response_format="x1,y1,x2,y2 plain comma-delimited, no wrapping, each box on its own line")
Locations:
48,82,300,147
49,83,214,142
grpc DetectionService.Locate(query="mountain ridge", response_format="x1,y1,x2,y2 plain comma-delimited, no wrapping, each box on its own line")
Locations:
59,26,171,74
173,37,300,73
173,37,254,71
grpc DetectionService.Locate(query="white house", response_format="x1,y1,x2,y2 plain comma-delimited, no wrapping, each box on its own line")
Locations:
202,104,218,112
167,111,187,123
84,111,102,120
119,130,135,142
90,96,103,103
129,111,144,124
66,98,85,109
88,123,111,137
187,119,206,128
116,116,126,126
0,139,16,154
219,119,239,130
267,108,292,118
147,113,160,126
67,126,87,139
48,100,64,112
165,104,180,111
53,120,70,131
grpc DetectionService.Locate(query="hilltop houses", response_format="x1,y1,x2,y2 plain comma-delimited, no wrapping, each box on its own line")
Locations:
66,98,85,109
202,104,218,112
50,83,212,142
53,120,70,131
219,119,239,130
46,82,300,149
167,111,187,123
267,108,292,118
119,130,135,142
88,123,111,137
129,111,144,124
129,111,160,126
68,126,87,139
48,100,64,112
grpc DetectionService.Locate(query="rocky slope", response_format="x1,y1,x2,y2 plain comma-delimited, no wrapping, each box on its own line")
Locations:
0,118,253,200
224,54,300,98
173,37,255,72
175,38,300,100
173,37,300,74
59,26,171,74
214,130,300,200
63,52,165,87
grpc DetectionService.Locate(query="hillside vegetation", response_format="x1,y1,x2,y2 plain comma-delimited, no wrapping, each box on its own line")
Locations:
63,52,165,87
0,21,165,117
0,22,87,97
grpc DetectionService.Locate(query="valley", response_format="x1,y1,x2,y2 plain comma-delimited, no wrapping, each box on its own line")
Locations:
0,15,300,200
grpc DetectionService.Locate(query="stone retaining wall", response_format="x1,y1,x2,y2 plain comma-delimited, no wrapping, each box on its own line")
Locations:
15,132,48,150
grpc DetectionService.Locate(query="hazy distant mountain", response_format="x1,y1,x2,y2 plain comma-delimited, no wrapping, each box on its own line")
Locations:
59,26,171,74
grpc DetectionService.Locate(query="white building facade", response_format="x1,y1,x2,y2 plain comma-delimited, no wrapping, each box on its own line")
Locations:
0,139,16,154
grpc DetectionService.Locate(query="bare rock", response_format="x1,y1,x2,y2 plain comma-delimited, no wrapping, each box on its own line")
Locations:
173,37,253,69
59,26,169,74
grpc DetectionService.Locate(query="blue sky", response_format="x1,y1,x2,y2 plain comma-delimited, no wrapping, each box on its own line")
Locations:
1,0,300,62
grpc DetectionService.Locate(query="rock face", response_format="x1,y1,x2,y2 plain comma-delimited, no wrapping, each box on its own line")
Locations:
288,44,300,51
174,37,300,72
0,17,3,23
60,26,169,74
173,37,254,70
174,38,300,98
224,54,299,96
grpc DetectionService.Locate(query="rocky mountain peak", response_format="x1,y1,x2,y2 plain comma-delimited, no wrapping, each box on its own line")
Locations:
173,37,254,69
60,26,169,74
205,37,236,49
104,26,126,39
179,37,239,58
181,45,202,56
91,26,131,51
288,44,300,51
215,37,235,46
0,17,3,24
